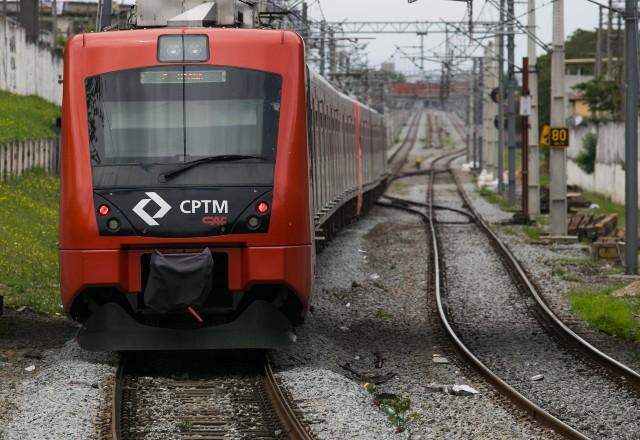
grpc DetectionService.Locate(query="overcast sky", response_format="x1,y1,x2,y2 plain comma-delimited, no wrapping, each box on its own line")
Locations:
306,0,603,77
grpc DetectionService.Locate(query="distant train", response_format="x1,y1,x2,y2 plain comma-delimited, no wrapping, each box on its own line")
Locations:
59,27,387,351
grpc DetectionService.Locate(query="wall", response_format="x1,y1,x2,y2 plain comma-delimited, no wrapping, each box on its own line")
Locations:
0,17,63,105
0,139,59,181
567,121,634,204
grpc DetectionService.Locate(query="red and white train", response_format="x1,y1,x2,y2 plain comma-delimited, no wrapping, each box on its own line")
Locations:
59,24,388,351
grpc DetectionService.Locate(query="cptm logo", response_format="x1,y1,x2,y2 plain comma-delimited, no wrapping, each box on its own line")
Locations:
133,192,172,226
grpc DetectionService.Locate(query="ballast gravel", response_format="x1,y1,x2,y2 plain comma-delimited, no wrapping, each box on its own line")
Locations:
438,168,640,439
463,176,640,374
1,341,116,440
273,110,558,439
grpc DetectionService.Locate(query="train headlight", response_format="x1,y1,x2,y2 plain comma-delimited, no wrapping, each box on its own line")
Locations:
158,35,209,63
247,216,261,230
106,218,121,233
98,204,110,216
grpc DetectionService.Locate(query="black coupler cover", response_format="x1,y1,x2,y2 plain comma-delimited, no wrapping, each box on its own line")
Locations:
144,249,214,313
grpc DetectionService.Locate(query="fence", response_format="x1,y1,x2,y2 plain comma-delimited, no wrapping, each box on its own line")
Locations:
0,17,63,105
568,121,639,204
0,139,60,182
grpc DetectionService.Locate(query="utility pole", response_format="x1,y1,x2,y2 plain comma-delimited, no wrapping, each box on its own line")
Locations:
478,57,484,170
497,4,505,193
329,28,336,78
52,0,57,47
549,0,567,236
466,73,472,162
472,58,478,168
319,20,326,77
527,0,540,216
596,6,603,77
624,0,638,273
419,32,426,71
484,42,496,176
506,0,517,203
607,0,613,79
522,57,530,217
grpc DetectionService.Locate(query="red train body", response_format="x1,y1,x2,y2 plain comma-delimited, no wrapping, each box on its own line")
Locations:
59,28,387,351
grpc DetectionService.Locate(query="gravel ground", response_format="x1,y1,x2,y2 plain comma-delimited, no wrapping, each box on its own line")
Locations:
436,164,640,439
463,172,640,374
273,110,559,440
2,340,116,440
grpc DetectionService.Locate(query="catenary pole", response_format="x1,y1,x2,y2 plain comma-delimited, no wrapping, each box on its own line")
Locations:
624,0,638,273
527,0,540,215
549,0,567,236
497,0,505,192
507,0,517,203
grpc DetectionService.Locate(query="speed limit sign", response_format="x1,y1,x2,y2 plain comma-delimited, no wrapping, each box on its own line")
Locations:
549,127,569,148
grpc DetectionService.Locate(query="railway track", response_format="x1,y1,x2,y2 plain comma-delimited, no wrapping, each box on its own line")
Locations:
383,146,640,439
111,352,312,440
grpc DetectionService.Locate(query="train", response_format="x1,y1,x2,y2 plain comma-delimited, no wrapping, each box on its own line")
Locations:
59,25,388,351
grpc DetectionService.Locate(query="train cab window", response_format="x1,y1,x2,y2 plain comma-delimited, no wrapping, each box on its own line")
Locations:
85,65,282,187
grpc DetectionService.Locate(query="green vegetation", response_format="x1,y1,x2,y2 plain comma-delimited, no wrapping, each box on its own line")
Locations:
373,309,393,320
0,90,60,144
573,77,622,122
477,188,517,212
569,285,640,342
502,224,546,241
176,420,193,432
580,191,630,226
576,132,597,174
0,170,60,314
378,396,415,433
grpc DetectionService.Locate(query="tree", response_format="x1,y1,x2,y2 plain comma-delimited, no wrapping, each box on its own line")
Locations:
573,76,622,121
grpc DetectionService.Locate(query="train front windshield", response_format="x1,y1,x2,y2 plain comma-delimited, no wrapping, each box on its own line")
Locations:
85,65,282,187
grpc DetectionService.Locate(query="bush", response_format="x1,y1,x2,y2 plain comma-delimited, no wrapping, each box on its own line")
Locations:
576,132,597,174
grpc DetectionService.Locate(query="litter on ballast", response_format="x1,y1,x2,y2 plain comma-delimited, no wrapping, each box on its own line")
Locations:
339,326,349,331
530,374,544,381
451,384,479,396
432,356,449,364
24,365,35,372
370,273,381,280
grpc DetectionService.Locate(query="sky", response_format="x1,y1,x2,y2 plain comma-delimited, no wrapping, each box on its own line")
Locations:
305,0,604,77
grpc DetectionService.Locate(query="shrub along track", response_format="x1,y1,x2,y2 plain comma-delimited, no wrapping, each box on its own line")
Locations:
382,149,640,440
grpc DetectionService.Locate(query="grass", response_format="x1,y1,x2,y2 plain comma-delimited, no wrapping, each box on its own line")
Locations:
0,90,60,144
0,170,60,314
477,188,517,212
569,285,640,342
504,225,546,240
580,191,631,227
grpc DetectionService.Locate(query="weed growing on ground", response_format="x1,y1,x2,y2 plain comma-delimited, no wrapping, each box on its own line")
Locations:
176,420,193,432
0,170,60,314
373,309,393,320
501,224,546,241
0,90,60,143
364,383,415,434
476,188,517,212
569,285,640,342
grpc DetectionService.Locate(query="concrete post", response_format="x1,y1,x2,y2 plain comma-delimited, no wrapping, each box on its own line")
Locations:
507,0,517,203
497,0,505,192
484,42,496,175
550,0,567,236
624,0,638,273
527,0,540,216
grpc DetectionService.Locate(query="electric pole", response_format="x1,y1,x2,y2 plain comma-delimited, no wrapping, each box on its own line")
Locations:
497,3,505,193
319,20,326,76
472,58,478,168
527,0,540,216
506,0,517,204
624,0,638,273
484,42,497,176
596,6,603,77
478,57,484,170
549,0,567,236
607,0,613,79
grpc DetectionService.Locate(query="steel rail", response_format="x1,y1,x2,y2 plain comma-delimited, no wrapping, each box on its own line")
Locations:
379,148,589,439
427,151,590,440
448,161,640,390
112,356,313,440
387,110,422,174
263,358,314,440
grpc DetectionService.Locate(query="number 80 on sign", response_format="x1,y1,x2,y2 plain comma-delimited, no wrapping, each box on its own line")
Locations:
549,127,569,148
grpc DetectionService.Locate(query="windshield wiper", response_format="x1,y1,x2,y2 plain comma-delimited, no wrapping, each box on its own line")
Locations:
159,155,266,182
